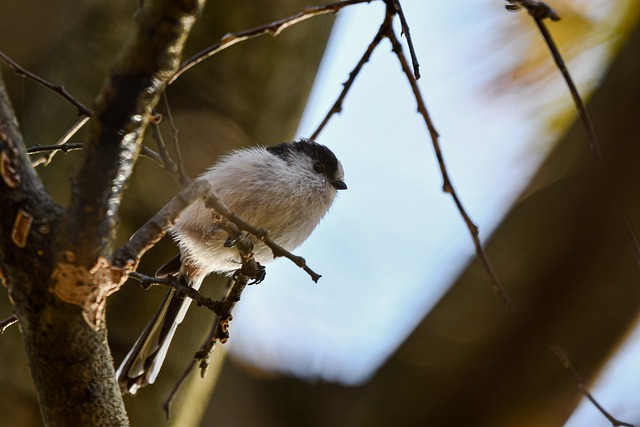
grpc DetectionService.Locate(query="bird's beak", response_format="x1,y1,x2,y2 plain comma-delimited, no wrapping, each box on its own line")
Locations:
332,180,347,190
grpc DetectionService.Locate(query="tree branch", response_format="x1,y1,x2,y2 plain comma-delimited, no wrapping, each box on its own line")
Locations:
0,314,18,333
169,0,374,84
0,1,207,425
382,11,514,308
391,0,420,79
31,116,90,168
0,50,92,117
60,0,205,270
310,7,390,140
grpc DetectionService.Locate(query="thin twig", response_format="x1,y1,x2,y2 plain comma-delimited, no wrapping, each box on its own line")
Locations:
506,4,635,425
548,345,634,427
0,50,92,116
162,358,196,420
391,0,420,79
0,315,18,334
383,16,514,309
203,192,322,282
311,8,391,140
113,179,320,282
128,272,224,315
162,275,245,418
521,2,640,267
169,0,375,84
150,122,181,182
27,143,84,155
27,141,164,165
507,1,600,163
31,116,90,167
161,93,190,186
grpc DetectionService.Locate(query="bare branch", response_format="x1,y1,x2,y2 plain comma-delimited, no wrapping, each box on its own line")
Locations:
203,191,322,282
62,0,205,270
391,0,420,79
150,122,182,183
27,141,164,166
169,0,375,84
163,273,246,419
505,0,561,21
383,16,514,308
128,272,223,314
0,50,92,116
505,5,638,425
0,315,18,334
161,93,190,185
27,143,84,155
31,116,90,167
310,7,390,140
113,179,321,282
548,345,634,427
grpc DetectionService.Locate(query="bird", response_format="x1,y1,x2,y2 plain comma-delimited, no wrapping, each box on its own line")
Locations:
116,139,346,395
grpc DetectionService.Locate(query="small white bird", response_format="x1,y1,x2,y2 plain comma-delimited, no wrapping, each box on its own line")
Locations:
116,139,346,394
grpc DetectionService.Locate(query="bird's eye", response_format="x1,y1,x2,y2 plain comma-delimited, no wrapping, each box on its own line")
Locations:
313,162,325,173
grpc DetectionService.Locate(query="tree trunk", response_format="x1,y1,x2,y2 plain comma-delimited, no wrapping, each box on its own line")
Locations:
0,0,205,425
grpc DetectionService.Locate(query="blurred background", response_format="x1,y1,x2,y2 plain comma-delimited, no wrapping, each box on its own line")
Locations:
1,0,640,426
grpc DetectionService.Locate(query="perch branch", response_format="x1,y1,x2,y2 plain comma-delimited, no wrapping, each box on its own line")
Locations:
162,274,247,419
113,178,320,283
203,191,321,282
129,272,223,314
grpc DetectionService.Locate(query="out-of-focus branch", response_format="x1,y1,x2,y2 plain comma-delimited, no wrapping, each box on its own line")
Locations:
31,116,90,167
0,315,18,334
548,345,634,427
0,50,92,117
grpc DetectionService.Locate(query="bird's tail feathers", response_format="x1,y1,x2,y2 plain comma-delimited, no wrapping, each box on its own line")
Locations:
116,273,204,395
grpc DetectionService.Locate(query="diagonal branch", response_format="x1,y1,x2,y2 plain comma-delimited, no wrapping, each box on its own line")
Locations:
112,179,321,284
391,0,420,79
383,16,514,309
60,0,205,270
169,0,375,84
0,50,92,117
311,5,391,140
548,345,634,427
